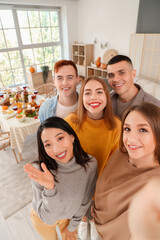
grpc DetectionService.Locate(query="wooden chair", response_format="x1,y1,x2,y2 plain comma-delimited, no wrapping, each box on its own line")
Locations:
36,83,57,98
0,131,18,163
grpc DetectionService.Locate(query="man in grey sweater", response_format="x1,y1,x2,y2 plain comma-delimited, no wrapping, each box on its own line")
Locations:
107,55,160,119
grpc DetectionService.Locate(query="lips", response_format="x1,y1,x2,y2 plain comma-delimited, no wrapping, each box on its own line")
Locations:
89,102,101,108
62,87,70,91
56,151,67,159
113,83,124,88
128,145,142,150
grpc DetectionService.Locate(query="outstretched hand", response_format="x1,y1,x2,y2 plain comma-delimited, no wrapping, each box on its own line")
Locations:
24,163,54,190
62,226,77,240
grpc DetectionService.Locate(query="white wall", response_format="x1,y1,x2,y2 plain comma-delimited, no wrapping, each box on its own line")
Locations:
0,0,140,60
77,0,140,61
0,0,79,59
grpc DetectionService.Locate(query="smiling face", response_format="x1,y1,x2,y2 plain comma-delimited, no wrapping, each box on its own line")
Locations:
123,111,158,168
107,61,136,101
41,128,74,164
83,79,107,120
54,65,78,98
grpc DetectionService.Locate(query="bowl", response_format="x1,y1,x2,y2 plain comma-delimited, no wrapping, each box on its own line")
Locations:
16,114,26,122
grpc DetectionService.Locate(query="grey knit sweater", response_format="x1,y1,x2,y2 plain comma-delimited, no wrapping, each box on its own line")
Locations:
31,155,97,231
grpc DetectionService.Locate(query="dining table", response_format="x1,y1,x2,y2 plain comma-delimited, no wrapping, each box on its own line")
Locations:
0,88,45,162
0,110,40,162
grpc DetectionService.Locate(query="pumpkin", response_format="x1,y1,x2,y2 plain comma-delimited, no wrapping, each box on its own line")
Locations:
95,57,101,67
2,105,8,110
100,63,107,69
29,66,35,73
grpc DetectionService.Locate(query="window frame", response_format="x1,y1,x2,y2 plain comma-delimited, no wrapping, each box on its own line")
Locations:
0,4,63,88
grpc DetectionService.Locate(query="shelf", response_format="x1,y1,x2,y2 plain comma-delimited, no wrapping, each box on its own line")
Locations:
72,43,94,77
87,66,107,78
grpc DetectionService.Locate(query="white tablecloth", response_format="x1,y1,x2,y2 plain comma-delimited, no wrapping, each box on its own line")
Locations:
0,111,40,154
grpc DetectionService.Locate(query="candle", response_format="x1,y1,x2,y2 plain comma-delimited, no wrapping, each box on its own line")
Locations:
10,98,14,104
28,95,32,103
27,104,31,110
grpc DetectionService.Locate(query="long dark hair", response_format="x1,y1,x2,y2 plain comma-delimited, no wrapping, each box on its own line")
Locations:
37,116,91,173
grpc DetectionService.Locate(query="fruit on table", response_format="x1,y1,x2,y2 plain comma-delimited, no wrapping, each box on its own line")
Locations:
17,108,23,114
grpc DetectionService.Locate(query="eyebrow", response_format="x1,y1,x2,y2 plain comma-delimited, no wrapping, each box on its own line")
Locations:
124,123,150,127
56,74,74,78
43,133,63,144
84,87,104,91
108,69,125,74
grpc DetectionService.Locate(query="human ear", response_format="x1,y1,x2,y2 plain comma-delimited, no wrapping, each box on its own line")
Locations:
70,135,75,143
132,69,136,79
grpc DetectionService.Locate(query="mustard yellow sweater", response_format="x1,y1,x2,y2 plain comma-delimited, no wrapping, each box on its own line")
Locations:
65,113,121,175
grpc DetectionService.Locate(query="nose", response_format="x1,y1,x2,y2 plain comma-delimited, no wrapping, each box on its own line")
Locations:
91,92,97,99
52,143,61,153
113,73,121,82
126,133,138,143
63,77,69,85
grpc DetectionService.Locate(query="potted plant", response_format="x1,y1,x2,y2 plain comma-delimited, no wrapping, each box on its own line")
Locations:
41,66,49,84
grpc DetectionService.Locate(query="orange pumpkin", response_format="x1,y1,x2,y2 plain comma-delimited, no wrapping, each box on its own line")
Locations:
29,66,35,73
95,57,101,67
2,105,8,110
100,63,107,69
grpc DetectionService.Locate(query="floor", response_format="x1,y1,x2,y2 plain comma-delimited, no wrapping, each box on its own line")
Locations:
1,203,43,240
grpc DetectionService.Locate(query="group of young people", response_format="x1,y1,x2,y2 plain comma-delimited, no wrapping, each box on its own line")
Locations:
24,55,160,240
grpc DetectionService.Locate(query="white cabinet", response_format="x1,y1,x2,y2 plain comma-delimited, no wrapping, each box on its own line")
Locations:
87,66,107,78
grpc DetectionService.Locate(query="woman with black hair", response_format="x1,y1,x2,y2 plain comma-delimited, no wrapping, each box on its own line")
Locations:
24,116,97,240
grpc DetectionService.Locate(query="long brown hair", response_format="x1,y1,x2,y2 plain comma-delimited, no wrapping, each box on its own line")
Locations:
119,102,160,164
73,76,117,129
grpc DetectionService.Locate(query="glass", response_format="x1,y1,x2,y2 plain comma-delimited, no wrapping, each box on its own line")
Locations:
12,106,18,111
34,90,38,95
32,95,36,99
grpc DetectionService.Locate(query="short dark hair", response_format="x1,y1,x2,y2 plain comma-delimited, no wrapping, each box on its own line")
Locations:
37,117,90,176
119,102,160,164
54,60,78,76
107,55,133,67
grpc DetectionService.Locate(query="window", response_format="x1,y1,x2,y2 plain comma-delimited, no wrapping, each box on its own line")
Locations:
0,5,63,88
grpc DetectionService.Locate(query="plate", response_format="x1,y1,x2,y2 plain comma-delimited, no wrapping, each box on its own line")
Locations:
3,112,17,119
103,49,119,64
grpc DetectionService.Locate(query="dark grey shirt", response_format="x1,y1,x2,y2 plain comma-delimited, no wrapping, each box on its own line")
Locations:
111,84,160,119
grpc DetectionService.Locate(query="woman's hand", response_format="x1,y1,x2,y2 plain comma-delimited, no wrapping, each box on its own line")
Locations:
61,226,77,240
24,163,54,190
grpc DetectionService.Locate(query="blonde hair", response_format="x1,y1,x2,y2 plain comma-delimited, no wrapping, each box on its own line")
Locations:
72,76,117,130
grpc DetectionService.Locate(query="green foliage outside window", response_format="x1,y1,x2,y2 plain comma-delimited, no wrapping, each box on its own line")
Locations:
0,7,62,88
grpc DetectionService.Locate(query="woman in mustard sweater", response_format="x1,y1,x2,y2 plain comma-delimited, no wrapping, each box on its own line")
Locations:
65,76,121,240
65,76,121,176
